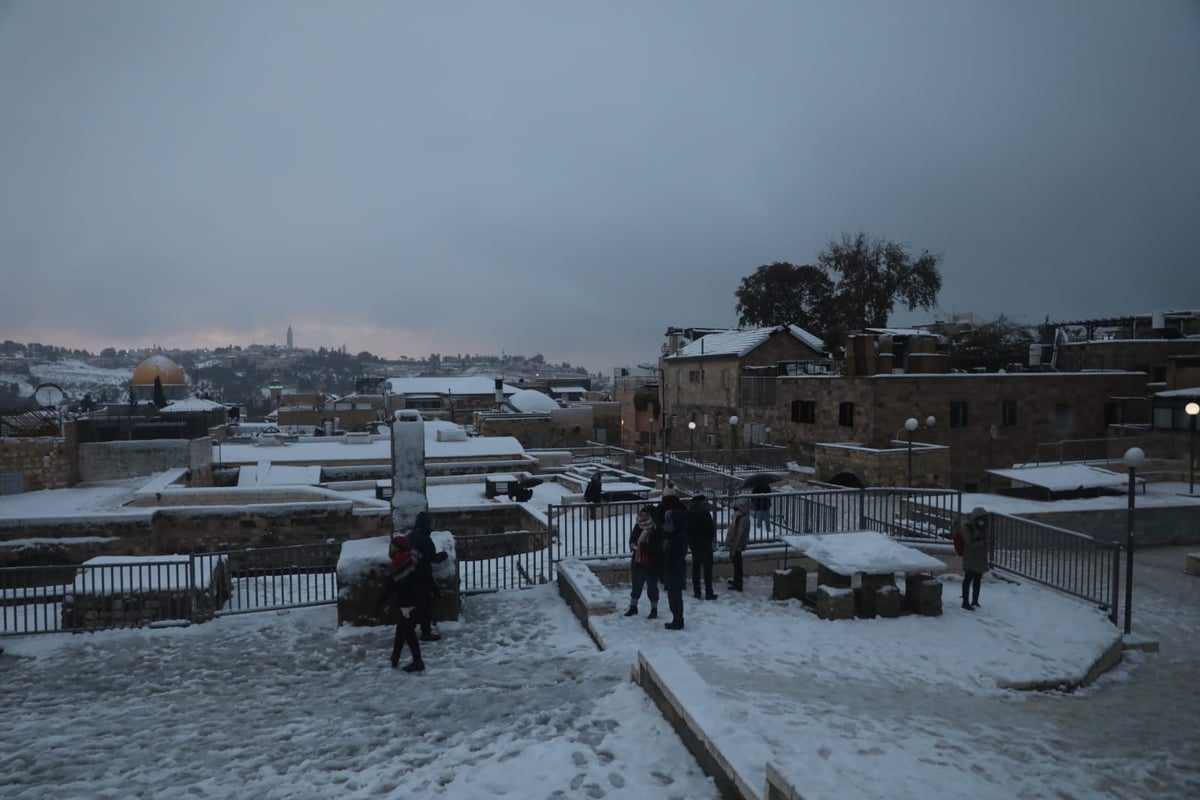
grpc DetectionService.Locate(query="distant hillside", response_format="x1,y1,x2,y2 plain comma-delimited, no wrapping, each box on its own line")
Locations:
0,343,595,416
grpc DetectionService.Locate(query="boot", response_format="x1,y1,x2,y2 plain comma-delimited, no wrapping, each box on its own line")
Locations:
665,620,684,630
962,599,973,611
647,605,658,620
402,660,426,673
693,589,702,600
705,592,718,601
623,605,638,617
420,631,442,642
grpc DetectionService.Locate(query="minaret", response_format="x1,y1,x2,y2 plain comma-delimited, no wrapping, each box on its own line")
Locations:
286,325,293,349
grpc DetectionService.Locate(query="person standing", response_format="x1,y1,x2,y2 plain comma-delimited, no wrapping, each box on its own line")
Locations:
961,507,990,610
407,511,449,641
376,534,426,672
584,473,603,520
687,494,717,600
725,497,751,591
625,505,661,618
660,498,690,630
751,484,772,532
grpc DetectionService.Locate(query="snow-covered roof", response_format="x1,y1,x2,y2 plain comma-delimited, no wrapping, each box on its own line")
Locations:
386,377,517,396
158,398,228,413
668,325,824,360
548,386,587,394
508,389,560,413
987,464,1136,493
1154,387,1200,399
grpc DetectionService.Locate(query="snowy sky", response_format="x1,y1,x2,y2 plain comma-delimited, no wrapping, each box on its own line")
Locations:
1,1,1197,374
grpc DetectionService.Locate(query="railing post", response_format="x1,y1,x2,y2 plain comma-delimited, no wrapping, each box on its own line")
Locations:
857,486,866,529
1109,546,1120,627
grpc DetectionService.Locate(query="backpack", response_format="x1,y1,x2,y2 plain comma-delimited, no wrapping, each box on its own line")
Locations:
388,535,421,584
952,529,965,557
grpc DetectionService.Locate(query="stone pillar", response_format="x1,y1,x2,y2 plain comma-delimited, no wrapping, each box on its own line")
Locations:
391,411,427,533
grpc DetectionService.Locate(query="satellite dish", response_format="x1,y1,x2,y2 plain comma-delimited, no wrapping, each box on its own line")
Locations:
989,424,999,441
34,383,65,408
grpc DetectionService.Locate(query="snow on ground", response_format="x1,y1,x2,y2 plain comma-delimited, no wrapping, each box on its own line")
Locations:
3,545,1198,799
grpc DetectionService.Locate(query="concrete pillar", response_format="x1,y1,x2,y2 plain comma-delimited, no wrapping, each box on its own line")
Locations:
391,411,427,533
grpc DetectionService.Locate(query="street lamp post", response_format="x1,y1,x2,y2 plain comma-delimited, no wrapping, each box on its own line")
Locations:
1187,402,1200,495
1123,446,1144,635
728,415,739,476
904,415,936,487
688,419,696,457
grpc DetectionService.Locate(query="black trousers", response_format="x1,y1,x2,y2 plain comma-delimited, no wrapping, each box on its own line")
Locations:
691,547,714,596
963,571,982,604
416,600,433,636
666,587,684,624
730,551,744,589
391,612,422,665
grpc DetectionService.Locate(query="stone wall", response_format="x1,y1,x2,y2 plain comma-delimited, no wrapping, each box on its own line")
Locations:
78,437,212,483
0,434,78,491
0,506,390,567
815,441,953,488
1014,505,1200,547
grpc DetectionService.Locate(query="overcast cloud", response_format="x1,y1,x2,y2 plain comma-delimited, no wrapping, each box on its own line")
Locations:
1,0,1196,373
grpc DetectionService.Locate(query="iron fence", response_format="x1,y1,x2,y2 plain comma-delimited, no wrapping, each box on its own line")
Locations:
545,488,964,561
987,512,1121,624
0,543,341,636
454,532,554,594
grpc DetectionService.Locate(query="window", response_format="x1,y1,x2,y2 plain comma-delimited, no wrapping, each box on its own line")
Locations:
1054,404,1072,431
950,401,969,428
1104,402,1120,426
1001,400,1017,427
838,401,854,427
791,400,816,424
688,369,704,384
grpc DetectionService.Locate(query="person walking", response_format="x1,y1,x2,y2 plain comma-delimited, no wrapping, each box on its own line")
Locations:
961,506,991,610
584,473,603,520
725,497,751,591
407,511,449,641
625,505,661,619
660,498,690,630
376,534,426,672
687,494,717,600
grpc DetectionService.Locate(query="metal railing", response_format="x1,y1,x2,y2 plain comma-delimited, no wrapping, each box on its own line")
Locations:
987,512,1121,625
1,543,340,636
545,488,964,562
454,532,554,594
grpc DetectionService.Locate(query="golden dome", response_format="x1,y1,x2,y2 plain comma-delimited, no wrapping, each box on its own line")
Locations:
131,354,187,387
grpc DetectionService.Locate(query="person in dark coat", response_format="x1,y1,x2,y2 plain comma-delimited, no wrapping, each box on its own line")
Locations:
406,511,449,641
750,484,772,531
625,505,661,618
725,497,751,591
584,473,603,519
961,507,991,610
659,494,690,630
376,534,426,672
686,494,717,601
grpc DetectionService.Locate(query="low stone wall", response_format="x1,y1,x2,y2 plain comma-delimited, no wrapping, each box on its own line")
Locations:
336,533,460,628
1016,506,1200,546
0,505,390,567
432,504,547,536
61,557,231,630
79,438,211,484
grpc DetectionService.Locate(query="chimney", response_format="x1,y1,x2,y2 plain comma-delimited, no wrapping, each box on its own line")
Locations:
494,377,504,407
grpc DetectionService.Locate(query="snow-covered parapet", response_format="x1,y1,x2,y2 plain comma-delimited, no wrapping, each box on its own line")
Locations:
391,411,427,531
556,558,616,648
336,532,458,627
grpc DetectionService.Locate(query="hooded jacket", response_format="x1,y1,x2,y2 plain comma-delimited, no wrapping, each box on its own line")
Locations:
725,499,751,553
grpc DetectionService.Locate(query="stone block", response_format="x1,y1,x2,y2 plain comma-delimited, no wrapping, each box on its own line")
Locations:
874,584,902,618
817,565,851,589
1186,553,1200,577
910,577,943,617
815,585,855,620
904,572,934,611
771,567,807,601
